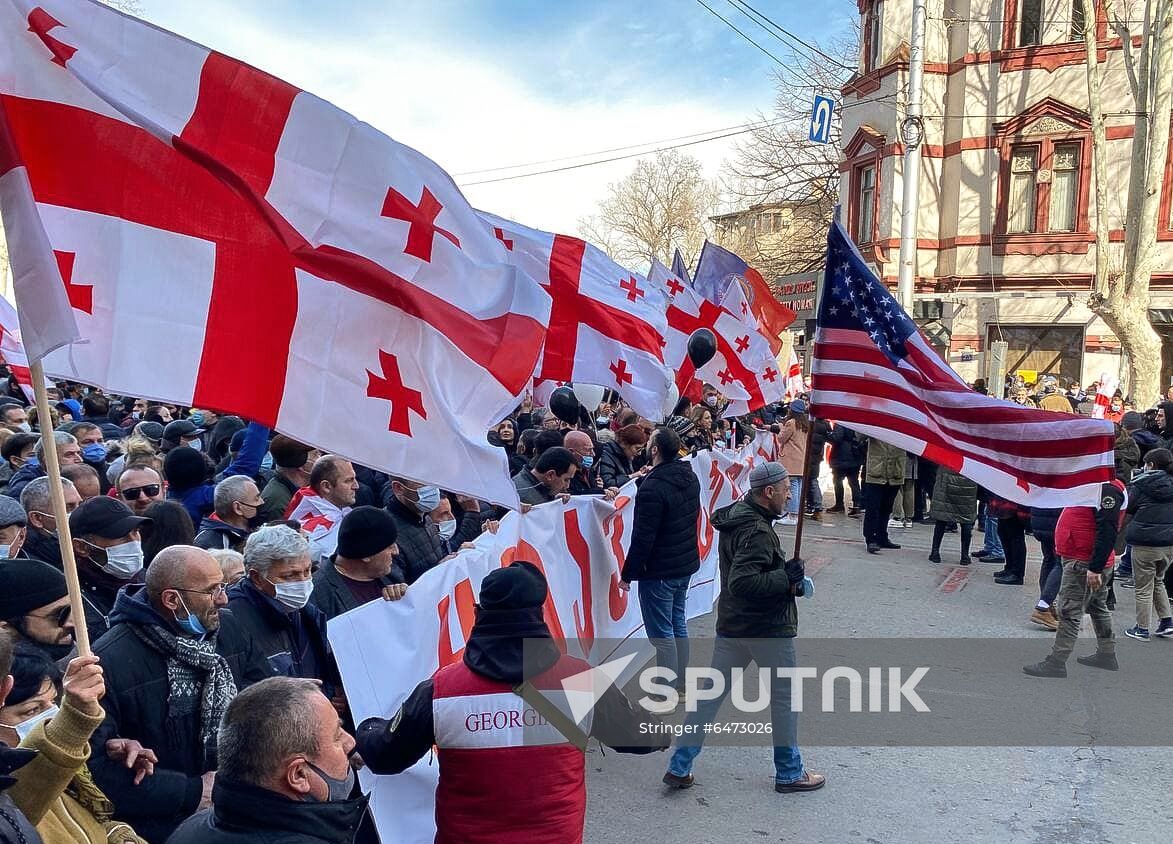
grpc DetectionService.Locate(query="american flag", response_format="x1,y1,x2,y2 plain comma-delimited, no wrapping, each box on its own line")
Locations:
809,222,1116,507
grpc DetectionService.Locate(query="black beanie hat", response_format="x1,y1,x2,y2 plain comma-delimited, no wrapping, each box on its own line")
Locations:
0,559,68,619
163,445,209,491
336,506,399,559
478,561,547,611
269,435,312,469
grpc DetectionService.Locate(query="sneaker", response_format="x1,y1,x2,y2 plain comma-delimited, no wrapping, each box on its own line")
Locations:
778,515,798,526
1117,577,1135,590
887,518,903,529
1125,625,1150,641
643,698,678,716
1029,608,1059,631
1023,658,1067,678
1076,652,1119,671
662,771,694,789
928,551,942,564
972,550,992,559
902,519,912,529
1155,619,1173,638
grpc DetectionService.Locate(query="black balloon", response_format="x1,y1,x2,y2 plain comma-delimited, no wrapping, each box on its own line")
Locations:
549,386,581,424
687,328,718,368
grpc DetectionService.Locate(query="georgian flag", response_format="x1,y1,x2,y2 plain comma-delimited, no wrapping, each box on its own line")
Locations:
284,486,350,565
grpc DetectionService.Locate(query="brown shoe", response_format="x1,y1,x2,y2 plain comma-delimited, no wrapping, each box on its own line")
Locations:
662,771,694,789
775,771,826,793
1030,608,1058,631
809,511,823,522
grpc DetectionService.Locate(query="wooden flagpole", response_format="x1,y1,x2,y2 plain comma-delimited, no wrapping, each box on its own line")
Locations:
791,413,818,562
29,360,90,656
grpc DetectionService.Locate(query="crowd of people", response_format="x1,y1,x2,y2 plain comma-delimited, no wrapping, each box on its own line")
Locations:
1,361,1169,843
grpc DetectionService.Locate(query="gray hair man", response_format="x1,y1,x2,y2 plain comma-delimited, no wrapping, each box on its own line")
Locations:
663,461,825,794
19,475,81,569
223,526,339,692
194,475,266,552
167,676,365,844
6,431,82,501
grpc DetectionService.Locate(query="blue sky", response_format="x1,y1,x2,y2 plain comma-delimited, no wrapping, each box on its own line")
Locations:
140,0,857,233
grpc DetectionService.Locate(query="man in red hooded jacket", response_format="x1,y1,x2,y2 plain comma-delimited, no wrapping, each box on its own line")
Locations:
1024,479,1126,678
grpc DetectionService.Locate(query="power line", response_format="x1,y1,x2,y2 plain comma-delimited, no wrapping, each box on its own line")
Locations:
454,118,781,177
693,0,788,67
728,0,856,71
458,124,769,186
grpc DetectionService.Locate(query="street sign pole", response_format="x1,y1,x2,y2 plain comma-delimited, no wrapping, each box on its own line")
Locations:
897,0,927,310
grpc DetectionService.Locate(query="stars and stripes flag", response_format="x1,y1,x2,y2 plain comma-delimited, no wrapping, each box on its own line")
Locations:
809,222,1115,507
0,0,553,507
479,211,672,420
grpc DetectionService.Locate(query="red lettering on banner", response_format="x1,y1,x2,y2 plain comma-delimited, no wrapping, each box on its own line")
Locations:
501,539,567,651
697,505,714,561
437,578,476,668
563,510,596,652
724,463,746,498
602,495,632,620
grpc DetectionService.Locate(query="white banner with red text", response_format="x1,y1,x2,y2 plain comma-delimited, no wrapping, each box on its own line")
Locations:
329,432,778,843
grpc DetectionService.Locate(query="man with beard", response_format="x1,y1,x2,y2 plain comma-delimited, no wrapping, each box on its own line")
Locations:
0,559,76,662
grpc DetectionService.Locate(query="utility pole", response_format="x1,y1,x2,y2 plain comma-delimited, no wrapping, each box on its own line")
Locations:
897,0,927,310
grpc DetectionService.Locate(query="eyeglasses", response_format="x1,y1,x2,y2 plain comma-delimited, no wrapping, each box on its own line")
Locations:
174,584,228,599
26,605,71,626
121,484,162,501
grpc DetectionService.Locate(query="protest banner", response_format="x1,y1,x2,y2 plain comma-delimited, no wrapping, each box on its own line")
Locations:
329,432,777,843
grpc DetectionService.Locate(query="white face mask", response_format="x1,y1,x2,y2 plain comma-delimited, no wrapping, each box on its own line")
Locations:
267,576,313,611
437,519,457,541
15,422,31,433
100,539,144,579
184,439,202,452
6,704,58,742
0,544,12,559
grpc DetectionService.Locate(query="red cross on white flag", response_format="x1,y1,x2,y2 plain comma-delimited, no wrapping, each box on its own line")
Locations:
479,211,672,420
652,259,782,418
0,292,52,402
0,0,553,506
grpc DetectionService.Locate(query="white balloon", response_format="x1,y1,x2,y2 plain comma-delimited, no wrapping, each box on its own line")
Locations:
532,380,558,408
572,383,606,413
660,382,680,421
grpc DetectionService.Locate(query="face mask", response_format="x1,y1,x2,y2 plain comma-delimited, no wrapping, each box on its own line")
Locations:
16,422,31,433
189,412,206,428
437,519,457,541
100,539,144,579
82,443,107,463
580,455,594,470
184,439,202,452
304,760,356,803
596,416,610,426
6,704,59,742
173,594,207,638
413,485,441,514
267,576,313,611
131,412,141,421
704,396,717,407
0,544,12,559
27,455,40,468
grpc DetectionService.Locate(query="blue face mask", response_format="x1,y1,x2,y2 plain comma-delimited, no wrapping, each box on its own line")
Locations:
581,455,594,469
173,594,206,638
189,411,206,428
82,443,107,463
414,485,441,513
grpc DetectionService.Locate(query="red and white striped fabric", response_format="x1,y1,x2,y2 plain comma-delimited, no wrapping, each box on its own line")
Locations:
651,260,783,419
479,211,672,420
0,292,47,401
783,347,804,400
284,487,349,564
1091,373,1119,420
810,222,1115,508
1,0,552,507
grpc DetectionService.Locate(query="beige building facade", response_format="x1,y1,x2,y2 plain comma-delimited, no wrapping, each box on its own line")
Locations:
840,0,1173,398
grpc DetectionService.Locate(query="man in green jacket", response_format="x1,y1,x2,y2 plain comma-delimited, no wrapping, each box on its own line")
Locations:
663,461,825,794
862,437,907,554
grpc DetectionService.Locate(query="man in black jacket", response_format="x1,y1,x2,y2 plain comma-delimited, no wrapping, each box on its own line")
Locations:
310,507,406,621
19,476,82,570
663,461,825,794
166,677,368,844
224,525,338,694
385,477,447,584
90,545,272,842
619,427,699,704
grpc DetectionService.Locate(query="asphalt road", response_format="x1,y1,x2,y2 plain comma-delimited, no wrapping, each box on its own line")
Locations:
583,512,1173,844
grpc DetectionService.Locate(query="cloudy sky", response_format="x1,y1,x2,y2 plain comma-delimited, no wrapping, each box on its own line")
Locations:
139,0,855,235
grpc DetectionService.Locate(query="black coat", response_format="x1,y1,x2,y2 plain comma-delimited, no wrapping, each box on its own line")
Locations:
827,425,864,471
165,779,368,844
89,588,274,844
193,516,250,551
1126,470,1173,547
310,557,403,621
597,440,635,489
1029,507,1062,542
223,579,338,693
928,467,977,525
807,419,831,470
385,498,445,584
621,459,701,582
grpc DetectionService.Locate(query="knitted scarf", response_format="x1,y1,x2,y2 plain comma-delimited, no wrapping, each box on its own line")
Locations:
130,624,237,768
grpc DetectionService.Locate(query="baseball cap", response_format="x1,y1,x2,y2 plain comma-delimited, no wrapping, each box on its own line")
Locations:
69,496,150,539
163,419,201,441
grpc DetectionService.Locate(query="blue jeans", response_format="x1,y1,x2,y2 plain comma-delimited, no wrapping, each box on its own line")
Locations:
638,577,691,690
806,467,824,512
983,512,1004,557
668,636,805,784
786,476,803,516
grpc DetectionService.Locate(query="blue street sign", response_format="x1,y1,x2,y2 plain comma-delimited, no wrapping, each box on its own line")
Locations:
809,95,835,144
